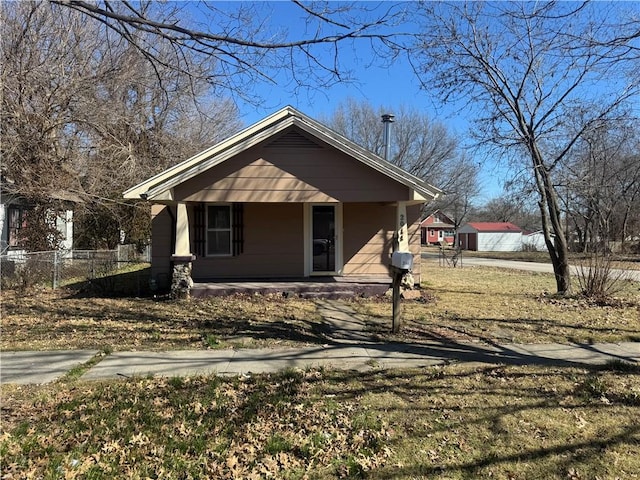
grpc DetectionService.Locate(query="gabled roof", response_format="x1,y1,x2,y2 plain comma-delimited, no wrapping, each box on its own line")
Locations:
123,106,442,202
1,181,84,205
420,219,455,228
420,210,455,228
465,222,522,233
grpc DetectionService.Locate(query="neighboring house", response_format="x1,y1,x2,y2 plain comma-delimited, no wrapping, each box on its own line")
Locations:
457,222,522,252
522,230,550,251
0,189,76,256
124,106,442,293
420,211,456,245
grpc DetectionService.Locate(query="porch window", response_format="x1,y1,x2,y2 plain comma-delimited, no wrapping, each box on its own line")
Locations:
199,203,243,257
207,205,232,256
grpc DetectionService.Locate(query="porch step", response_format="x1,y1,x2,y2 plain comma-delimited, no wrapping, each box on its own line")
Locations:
298,290,357,300
190,281,390,299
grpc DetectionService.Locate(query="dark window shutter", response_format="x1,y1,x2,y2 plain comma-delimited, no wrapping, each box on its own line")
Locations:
193,203,206,257
232,203,244,256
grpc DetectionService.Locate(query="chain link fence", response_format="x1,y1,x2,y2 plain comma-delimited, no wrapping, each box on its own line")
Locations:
0,245,151,295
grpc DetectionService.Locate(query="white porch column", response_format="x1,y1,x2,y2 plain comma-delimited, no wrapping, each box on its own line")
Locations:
174,202,192,257
395,201,409,252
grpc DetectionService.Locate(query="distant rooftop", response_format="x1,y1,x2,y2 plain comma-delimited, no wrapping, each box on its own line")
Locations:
465,222,522,232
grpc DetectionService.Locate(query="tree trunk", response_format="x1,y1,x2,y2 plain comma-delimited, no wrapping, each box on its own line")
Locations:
530,144,572,295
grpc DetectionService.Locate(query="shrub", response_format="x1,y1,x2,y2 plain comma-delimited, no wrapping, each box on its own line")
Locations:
574,248,631,299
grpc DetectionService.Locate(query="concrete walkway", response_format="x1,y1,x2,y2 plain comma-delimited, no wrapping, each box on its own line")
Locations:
2,341,639,385
0,350,99,385
315,299,374,343
2,299,639,385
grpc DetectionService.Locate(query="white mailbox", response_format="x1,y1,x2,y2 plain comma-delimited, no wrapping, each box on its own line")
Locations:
391,251,413,271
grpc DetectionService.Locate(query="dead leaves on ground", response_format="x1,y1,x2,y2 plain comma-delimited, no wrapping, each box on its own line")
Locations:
0,289,320,351
0,369,392,479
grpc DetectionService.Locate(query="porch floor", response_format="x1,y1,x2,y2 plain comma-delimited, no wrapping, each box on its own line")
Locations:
191,277,392,299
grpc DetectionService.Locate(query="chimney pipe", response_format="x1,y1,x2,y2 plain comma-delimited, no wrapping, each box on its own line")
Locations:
381,113,395,160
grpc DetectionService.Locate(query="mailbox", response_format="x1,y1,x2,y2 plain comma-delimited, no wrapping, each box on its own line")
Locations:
391,251,413,271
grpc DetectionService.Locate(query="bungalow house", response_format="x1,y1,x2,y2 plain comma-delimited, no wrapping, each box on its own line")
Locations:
457,222,522,252
0,187,76,256
123,106,441,295
420,211,456,245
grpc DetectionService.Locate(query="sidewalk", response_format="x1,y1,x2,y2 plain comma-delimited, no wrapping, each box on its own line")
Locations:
2,341,639,385
2,299,639,385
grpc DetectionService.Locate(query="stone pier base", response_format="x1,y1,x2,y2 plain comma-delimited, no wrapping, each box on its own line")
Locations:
170,256,195,299
401,272,415,289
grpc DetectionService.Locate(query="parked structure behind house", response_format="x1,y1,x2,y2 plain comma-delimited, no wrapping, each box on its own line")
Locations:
457,222,523,252
0,189,76,256
522,230,550,251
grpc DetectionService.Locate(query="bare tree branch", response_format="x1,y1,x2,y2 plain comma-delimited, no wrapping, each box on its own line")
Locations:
49,0,411,96
409,1,639,294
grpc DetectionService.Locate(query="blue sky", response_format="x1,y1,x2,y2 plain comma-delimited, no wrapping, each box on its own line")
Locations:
235,58,510,201
193,1,513,201
232,2,435,124
183,1,639,204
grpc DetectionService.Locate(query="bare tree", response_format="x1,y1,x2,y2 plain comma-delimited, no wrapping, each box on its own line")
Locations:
561,120,640,253
1,1,242,248
2,1,417,248
410,1,640,294
323,99,480,226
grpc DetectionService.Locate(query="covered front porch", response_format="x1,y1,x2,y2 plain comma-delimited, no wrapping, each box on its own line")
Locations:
152,200,423,297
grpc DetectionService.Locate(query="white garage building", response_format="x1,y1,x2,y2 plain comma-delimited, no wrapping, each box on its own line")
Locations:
457,222,523,252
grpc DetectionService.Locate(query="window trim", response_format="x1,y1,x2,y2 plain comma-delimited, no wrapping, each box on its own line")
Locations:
206,203,233,257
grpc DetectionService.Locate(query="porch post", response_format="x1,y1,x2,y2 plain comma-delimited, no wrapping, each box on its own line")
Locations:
171,202,195,299
391,201,414,333
396,201,415,287
395,201,409,251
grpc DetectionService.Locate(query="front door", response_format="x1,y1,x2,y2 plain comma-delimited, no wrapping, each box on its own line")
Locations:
307,204,343,275
312,205,335,272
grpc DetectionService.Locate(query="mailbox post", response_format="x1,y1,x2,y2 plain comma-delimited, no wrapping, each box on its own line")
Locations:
390,251,413,333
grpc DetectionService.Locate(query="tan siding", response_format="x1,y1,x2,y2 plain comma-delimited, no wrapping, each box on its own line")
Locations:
341,203,422,284
184,190,335,203
151,201,422,284
342,203,396,278
150,204,173,289
174,138,411,203
191,203,304,279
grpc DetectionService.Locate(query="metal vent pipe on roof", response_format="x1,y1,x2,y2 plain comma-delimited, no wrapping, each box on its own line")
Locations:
381,113,395,160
